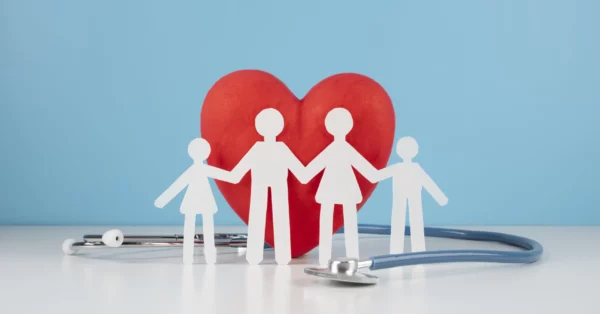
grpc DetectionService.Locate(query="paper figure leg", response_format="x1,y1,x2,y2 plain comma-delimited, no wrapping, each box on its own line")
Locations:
271,185,291,265
408,196,426,252
390,196,408,254
246,185,269,265
202,213,216,264
183,214,196,264
343,203,359,259
319,203,335,266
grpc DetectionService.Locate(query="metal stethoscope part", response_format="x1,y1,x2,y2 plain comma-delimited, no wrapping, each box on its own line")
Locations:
304,258,378,284
63,224,543,285
62,229,256,255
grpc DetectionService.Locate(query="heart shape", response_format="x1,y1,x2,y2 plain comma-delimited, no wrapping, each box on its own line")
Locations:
200,70,395,257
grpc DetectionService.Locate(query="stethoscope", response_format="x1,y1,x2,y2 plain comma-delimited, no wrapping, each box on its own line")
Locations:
62,224,543,285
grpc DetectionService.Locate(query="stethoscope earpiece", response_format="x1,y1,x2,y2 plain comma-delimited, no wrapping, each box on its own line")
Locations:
62,229,125,256
101,229,124,248
62,238,77,256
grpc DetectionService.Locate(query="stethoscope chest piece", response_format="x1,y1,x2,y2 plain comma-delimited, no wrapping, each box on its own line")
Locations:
304,257,378,285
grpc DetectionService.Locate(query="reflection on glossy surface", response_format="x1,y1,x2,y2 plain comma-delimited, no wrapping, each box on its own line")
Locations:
246,265,264,314
180,264,218,314
273,266,292,314
101,268,125,306
407,267,429,314
200,265,217,313
6,226,581,314
376,266,428,314
179,265,196,314
302,279,375,314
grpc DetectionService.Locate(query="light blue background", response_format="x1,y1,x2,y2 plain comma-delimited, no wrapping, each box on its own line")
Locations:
1,1,598,226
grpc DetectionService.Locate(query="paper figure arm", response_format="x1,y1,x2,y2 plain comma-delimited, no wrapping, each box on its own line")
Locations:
349,147,381,183
229,144,257,183
281,144,308,183
301,146,329,184
203,164,238,184
154,167,192,208
372,164,396,182
416,164,448,206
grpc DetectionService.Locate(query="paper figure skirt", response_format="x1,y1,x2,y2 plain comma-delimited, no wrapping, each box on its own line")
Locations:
316,166,362,205
180,181,218,214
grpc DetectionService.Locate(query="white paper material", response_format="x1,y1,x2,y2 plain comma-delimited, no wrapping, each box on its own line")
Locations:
153,108,448,266
376,136,448,253
154,138,237,264
229,108,306,265
301,108,380,265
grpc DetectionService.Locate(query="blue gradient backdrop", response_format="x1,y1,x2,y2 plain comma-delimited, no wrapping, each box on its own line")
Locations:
1,1,598,226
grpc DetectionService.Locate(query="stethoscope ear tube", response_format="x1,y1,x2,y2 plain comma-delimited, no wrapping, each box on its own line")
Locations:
347,224,543,271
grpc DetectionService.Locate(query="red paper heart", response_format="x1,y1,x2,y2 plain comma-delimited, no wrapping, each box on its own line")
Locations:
200,70,395,257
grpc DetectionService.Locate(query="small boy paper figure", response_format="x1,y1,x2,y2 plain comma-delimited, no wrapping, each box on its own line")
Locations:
154,138,237,264
376,136,448,254
302,108,380,266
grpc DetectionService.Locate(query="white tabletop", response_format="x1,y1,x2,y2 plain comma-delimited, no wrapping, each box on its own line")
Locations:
0,226,597,314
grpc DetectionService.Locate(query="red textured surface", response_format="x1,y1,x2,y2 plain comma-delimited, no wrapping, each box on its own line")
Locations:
200,70,395,257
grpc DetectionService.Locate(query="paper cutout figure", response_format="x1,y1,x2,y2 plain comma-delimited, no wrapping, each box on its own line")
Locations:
154,138,237,264
229,108,306,265
376,136,448,253
301,108,380,266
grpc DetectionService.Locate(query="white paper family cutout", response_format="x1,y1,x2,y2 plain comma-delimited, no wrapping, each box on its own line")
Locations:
154,138,238,264
227,108,305,265
302,108,381,265
155,107,447,265
375,136,448,254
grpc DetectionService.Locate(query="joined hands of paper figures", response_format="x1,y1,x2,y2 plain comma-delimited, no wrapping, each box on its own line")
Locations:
156,108,447,264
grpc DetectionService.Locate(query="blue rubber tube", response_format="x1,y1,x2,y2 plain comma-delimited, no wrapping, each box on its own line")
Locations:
337,224,543,271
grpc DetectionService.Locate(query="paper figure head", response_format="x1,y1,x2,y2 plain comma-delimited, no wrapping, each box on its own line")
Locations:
325,108,353,137
396,136,418,161
255,108,284,137
188,138,211,161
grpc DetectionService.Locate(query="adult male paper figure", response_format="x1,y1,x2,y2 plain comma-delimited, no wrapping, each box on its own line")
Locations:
229,108,306,265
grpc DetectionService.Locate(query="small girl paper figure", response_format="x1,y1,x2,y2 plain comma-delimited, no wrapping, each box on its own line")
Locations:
154,138,237,264
376,136,448,254
302,108,380,266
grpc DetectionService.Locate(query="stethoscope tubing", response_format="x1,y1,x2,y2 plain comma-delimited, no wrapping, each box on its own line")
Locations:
65,223,543,272
344,224,544,270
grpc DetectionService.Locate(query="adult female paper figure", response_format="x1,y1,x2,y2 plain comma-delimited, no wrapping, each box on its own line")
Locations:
301,108,380,266
154,138,237,264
